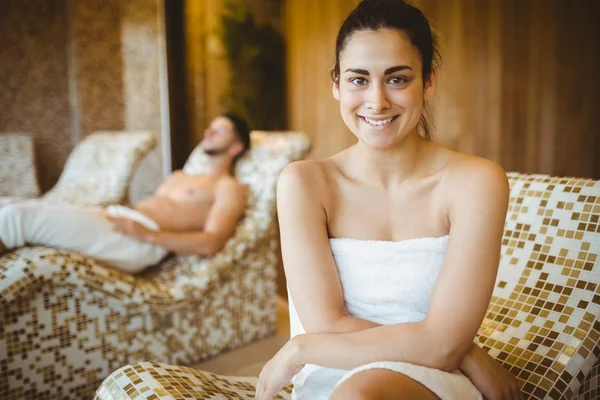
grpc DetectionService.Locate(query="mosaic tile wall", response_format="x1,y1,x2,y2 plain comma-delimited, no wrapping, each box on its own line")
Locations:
71,0,126,139
0,0,167,199
71,0,166,203
0,0,72,191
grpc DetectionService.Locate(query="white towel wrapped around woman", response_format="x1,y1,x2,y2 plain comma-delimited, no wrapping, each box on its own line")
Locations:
288,235,482,400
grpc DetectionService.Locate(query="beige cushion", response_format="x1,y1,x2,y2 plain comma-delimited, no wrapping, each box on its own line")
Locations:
43,131,156,206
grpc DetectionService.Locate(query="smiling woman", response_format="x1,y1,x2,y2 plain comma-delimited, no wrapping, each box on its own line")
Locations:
333,28,435,150
255,1,520,400
330,0,440,143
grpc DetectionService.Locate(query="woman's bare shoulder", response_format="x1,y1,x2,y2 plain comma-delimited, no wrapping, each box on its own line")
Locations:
278,158,340,196
440,152,509,205
443,153,507,182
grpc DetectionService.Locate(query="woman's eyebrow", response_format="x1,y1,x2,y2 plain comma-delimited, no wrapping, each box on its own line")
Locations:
384,65,412,74
344,68,369,75
344,65,413,75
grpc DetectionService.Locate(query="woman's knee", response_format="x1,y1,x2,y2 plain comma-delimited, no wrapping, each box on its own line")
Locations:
330,379,375,400
330,369,440,400
330,372,382,400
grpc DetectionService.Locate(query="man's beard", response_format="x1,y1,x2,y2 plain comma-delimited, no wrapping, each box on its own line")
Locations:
203,145,230,156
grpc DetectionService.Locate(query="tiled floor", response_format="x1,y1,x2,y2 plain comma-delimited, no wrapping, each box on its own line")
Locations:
193,296,290,376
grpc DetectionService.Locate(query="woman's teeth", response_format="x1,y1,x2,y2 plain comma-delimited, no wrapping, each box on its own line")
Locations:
363,116,394,126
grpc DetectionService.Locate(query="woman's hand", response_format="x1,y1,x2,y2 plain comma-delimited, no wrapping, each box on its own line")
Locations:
461,343,522,400
255,336,305,400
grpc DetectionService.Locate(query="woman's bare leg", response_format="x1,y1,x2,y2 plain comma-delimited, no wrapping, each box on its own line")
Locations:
330,369,440,400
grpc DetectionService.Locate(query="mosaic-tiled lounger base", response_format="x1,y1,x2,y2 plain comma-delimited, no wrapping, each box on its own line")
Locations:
0,239,278,400
95,362,292,400
94,361,598,400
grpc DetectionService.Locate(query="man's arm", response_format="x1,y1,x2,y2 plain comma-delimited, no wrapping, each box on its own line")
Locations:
110,179,247,256
146,231,226,256
151,179,247,256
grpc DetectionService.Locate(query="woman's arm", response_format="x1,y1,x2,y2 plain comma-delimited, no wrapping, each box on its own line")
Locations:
287,159,510,372
278,161,410,336
299,311,507,388
277,161,352,333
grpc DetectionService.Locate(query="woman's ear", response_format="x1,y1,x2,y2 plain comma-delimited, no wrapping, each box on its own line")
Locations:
332,82,340,101
424,69,437,101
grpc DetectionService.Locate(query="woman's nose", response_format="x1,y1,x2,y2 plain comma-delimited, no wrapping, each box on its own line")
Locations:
366,85,390,112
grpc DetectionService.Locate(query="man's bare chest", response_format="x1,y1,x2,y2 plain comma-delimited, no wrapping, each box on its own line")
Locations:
158,175,218,204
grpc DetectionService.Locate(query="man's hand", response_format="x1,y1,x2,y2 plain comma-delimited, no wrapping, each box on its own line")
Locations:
461,343,522,400
105,215,152,242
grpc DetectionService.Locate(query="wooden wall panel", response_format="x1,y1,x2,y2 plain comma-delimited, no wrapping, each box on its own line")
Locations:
185,0,207,146
285,0,360,160
285,0,600,178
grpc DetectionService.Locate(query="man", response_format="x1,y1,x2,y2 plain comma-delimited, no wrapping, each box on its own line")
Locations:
0,113,251,274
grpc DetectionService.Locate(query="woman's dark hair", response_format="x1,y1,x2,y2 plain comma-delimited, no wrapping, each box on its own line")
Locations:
331,0,441,139
221,112,251,165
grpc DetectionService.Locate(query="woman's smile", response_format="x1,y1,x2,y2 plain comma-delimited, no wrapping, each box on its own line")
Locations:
359,115,400,129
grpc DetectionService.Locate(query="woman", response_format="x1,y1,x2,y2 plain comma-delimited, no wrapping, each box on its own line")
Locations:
256,1,521,399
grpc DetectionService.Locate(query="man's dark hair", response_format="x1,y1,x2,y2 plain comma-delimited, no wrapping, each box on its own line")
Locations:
221,112,251,164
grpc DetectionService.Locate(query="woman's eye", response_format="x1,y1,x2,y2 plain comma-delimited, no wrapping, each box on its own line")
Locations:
388,76,407,84
350,77,367,86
